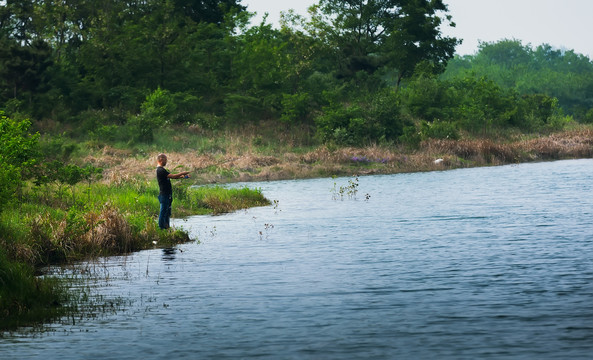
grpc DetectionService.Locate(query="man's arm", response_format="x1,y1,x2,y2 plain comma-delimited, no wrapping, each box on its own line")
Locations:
167,171,190,179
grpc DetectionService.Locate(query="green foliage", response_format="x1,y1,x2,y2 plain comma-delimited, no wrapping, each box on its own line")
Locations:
33,160,103,203
0,113,40,211
0,248,66,329
315,0,459,85
399,125,422,148
452,76,516,134
399,53,578,137
125,88,179,143
126,114,154,143
1,2,589,147
331,176,359,200
420,120,460,140
89,124,120,142
514,94,562,131
400,70,453,121
315,88,404,145
281,92,312,123
369,88,407,140
141,87,177,126
0,0,461,135
0,164,18,213
0,113,40,168
188,186,270,215
443,39,593,118
315,103,365,145
224,94,265,122
584,108,593,124
0,38,54,117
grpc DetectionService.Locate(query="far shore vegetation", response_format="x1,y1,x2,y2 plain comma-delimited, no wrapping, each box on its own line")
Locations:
2,0,593,332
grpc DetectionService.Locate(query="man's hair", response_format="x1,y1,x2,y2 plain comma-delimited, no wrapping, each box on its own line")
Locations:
157,153,167,162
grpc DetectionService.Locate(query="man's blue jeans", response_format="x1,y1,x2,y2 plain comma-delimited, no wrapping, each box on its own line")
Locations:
158,194,172,229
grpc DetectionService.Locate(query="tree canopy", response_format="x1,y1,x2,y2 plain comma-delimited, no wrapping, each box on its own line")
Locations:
442,39,593,118
1,1,592,146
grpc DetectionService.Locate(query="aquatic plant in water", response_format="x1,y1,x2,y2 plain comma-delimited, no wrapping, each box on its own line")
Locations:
331,176,359,200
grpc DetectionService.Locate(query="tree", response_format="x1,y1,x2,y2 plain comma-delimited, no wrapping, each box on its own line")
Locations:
0,38,53,104
313,0,459,86
172,0,246,24
442,39,593,118
384,0,459,86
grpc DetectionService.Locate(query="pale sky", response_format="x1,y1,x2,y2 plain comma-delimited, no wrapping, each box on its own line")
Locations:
242,0,593,59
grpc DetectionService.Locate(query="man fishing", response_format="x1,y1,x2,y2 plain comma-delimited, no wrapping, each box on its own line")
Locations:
156,153,190,229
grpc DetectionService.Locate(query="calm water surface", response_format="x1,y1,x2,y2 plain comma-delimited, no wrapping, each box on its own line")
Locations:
2,159,593,359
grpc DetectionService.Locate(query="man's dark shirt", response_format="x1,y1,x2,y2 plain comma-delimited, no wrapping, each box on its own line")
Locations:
157,166,172,196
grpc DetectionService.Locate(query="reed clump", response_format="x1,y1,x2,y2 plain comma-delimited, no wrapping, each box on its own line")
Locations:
0,249,68,330
422,139,517,165
188,186,270,215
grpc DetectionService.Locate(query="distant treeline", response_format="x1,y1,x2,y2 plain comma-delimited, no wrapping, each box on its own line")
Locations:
443,40,593,121
1,1,592,146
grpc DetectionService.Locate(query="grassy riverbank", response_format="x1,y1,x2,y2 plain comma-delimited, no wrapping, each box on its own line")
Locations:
0,175,269,331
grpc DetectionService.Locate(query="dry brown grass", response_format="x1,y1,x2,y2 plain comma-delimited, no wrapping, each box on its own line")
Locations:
88,128,593,185
85,205,133,252
516,128,593,160
423,139,517,165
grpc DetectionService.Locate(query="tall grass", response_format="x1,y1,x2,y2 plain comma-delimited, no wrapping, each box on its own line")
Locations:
186,186,270,215
2,179,269,266
0,249,68,330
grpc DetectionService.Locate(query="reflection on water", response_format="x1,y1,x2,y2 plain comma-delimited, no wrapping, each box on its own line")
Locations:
2,159,593,359
161,247,177,263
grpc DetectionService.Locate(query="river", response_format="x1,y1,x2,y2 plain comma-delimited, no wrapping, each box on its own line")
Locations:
2,159,593,359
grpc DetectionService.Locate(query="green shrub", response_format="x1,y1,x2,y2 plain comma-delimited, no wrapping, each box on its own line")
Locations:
0,113,40,211
315,88,405,146
399,125,422,148
369,88,406,140
584,108,593,124
281,92,311,123
126,114,156,143
514,94,564,131
89,124,119,142
545,114,572,132
170,92,200,124
141,87,177,125
420,120,460,140
400,74,452,121
450,76,516,134
315,103,365,145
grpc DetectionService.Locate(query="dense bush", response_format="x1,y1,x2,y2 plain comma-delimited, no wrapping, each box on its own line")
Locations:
399,73,453,122
314,88,405,146
0,113,40,211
